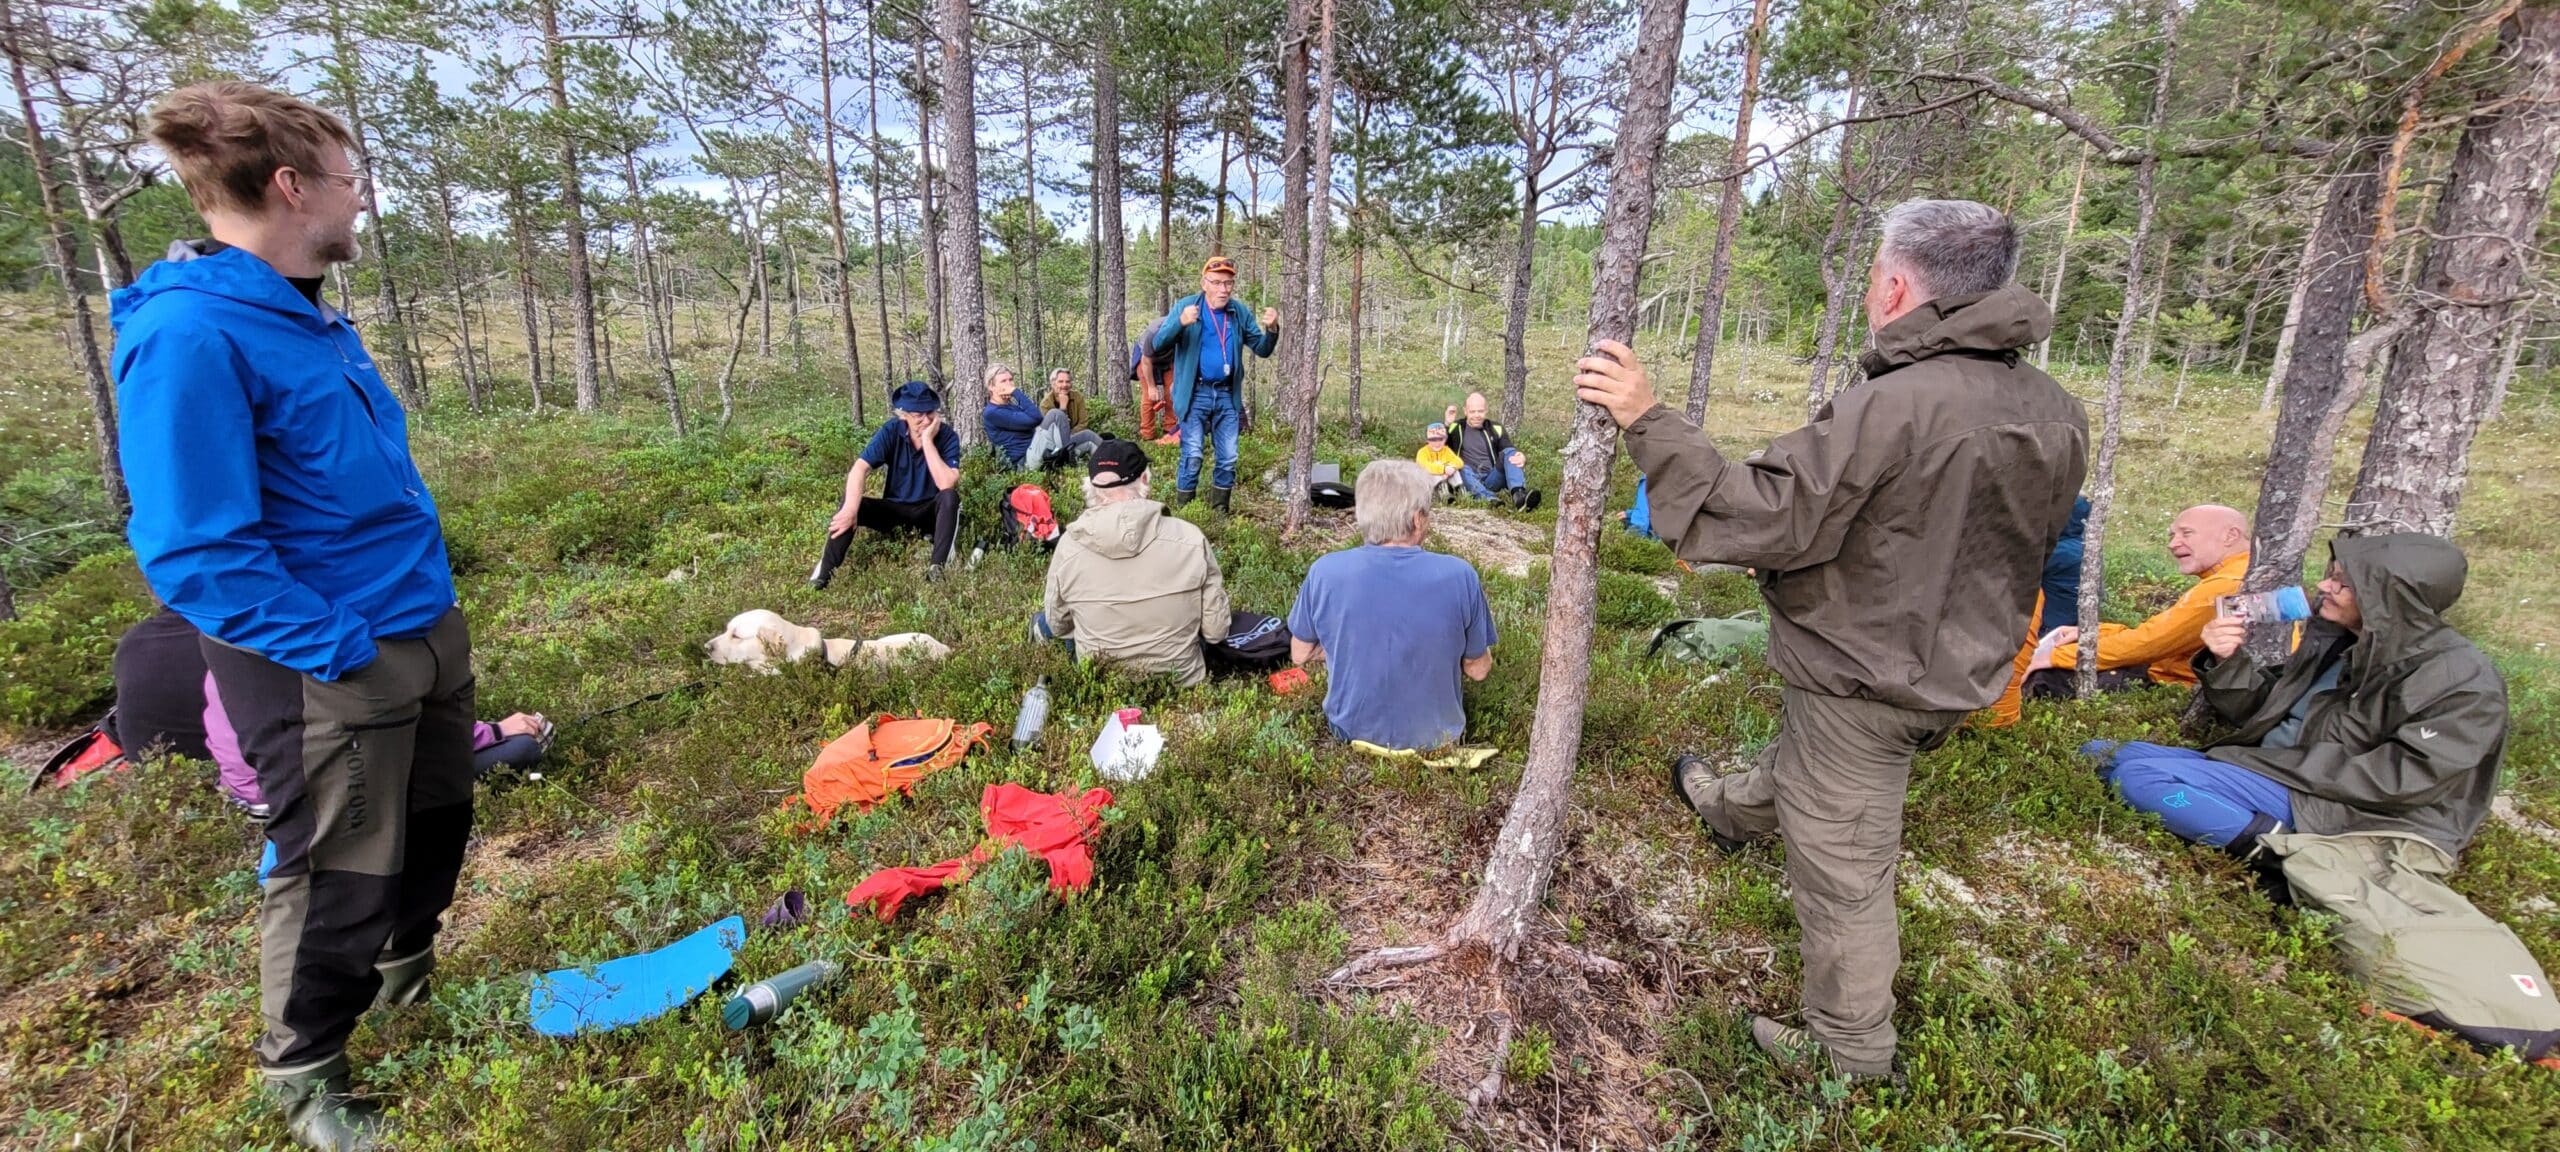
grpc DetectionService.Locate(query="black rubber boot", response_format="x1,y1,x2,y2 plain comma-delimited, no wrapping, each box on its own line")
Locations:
2229,813,2293,904
1208,485,1233,515
1174,487,1197,508
267,1061,387,1152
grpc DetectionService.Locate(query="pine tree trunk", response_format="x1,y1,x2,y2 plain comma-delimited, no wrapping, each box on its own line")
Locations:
1805,119,1861,419
2041,143,2088,370
1276,0,1313,455
33,42,135,291
623,152,685,436
1683,0,1769,421
2244,145,2384,594
2484,307,2528,421
938,0,988,444
1095,0,1129,406
1022,47,1044,374
1500,172,1539,428
509,196,547,410
816,0,869,423
537,0,600,412
1158,100,1176,313
2347,7,2560,537
915,31,948,388
1282,0,1337,536
866,0,896,392
4,0,125,512
2078,6,2180,698
1445,0,1689,963
325,8,422,409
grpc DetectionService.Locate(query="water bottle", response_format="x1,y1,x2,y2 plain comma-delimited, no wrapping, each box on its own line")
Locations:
2216,586,2312,624
721,961,842,1030
1012,678,1051,749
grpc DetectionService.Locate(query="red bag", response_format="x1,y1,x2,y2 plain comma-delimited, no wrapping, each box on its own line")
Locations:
1000,484,1060,548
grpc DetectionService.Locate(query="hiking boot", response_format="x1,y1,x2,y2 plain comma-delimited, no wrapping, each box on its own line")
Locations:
1749,1016,1904,1088
1669,754,1748,853
1174,487,1197,508
266,1061,387,1152
1523,489,1542,511
374,947,434,1009
925,563,946,585
1208,485,1233,515
1505,487,1528,510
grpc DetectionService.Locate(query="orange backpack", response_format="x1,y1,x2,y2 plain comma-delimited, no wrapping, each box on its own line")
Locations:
789,713,992,824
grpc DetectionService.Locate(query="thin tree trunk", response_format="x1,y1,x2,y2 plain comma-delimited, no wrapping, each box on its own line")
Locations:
425,166,482,412
866,0,896,391
1806,90,1862,421
1158,98,1176,313
1215,117,1232,251
1282,0,1337,536
939,0,988,444
714,249,759,428
2347,7,2560,536
2041,142,2088,370
324,7,421,408
2484,307,2528,421
1683,0,1770,420
1021,45,1043,373
2245,144,2386,594
2077,5,2180,698
915,31,947,387
623,151,685,436
537,0,600,411
1499,170,1539,428
33,42,135,291
1095,0,1129,406
2233,259,2270,378
1446,0,1688,970
816,0,869,423
509,196,547,410
4,0,124,512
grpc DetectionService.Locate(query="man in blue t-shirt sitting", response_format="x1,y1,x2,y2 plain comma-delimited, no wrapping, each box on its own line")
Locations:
1287,460,1498,751
811,380,964,588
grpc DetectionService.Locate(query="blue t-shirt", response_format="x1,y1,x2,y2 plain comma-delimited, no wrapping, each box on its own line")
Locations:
1288,545,1497,751
1199,306,1234,383
858,420,963,504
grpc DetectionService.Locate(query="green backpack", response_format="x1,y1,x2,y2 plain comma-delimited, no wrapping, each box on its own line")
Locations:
1647,613,1768,666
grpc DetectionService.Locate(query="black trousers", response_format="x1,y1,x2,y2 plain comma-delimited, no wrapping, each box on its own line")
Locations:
202,608,475,1074
815,488,961,581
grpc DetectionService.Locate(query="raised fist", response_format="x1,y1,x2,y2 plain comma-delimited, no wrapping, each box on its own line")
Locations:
1181,304,1201,326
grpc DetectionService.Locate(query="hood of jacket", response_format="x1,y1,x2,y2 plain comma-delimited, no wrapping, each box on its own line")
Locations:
2334,532,2467,684
1859,284,2055,378
2059,495,2091,543
110,240,330,333
1069,497,1167,560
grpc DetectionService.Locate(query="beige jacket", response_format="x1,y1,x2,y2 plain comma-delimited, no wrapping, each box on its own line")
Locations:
1043,498,1231,686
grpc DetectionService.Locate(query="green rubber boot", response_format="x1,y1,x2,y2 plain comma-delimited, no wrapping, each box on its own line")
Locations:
266,1060,388,1152
374,946,435,1009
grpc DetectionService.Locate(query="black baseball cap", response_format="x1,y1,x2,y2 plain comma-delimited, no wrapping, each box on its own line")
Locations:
1089,439,1149,488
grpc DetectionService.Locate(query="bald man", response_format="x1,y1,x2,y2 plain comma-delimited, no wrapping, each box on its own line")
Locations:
1442,392,1539,509
2023,504,2252,697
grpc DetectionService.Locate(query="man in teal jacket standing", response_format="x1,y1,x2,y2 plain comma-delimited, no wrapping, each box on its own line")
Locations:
113,81,468,1152
1150,255,1279,512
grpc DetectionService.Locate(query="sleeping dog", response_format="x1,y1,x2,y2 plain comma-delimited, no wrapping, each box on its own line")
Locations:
704,609,951,673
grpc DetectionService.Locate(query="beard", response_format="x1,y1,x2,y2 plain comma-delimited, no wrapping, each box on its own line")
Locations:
316,223,360,266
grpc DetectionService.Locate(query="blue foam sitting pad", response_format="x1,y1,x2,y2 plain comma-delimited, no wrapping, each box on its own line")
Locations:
529,916,746,1037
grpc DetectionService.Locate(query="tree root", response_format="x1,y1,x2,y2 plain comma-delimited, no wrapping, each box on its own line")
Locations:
1467,1009,1517,1110
1323,941,1450,986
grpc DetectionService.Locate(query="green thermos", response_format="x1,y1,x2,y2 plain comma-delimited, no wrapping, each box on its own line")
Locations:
721,960,842,1030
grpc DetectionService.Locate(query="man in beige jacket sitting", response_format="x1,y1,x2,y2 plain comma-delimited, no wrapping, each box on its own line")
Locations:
1034,440,1232,686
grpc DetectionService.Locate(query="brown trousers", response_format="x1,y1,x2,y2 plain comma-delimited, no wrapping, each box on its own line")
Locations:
1689,686,1963,1072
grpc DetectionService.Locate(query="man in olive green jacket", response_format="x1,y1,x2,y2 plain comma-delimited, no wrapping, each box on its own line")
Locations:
2100,533,2507,860
1574,199,2089,1081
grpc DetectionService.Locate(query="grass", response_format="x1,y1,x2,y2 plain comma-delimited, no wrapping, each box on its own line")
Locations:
2,298,2557,1149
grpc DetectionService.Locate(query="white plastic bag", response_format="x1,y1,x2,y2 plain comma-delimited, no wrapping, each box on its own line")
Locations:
1090,708,1164,782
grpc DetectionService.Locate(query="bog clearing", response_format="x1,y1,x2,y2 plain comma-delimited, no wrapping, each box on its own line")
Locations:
4,310,2558,1148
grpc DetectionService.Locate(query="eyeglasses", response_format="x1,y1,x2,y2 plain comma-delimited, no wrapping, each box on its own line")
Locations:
306,168,372,193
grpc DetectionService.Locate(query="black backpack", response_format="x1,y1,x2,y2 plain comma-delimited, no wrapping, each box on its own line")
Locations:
1204,611,1291,675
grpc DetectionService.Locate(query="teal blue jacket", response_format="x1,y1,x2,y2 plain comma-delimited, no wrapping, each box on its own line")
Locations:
1150,292,1278,420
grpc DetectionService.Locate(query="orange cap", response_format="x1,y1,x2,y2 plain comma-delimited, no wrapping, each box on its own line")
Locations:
1202,256,1238,277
